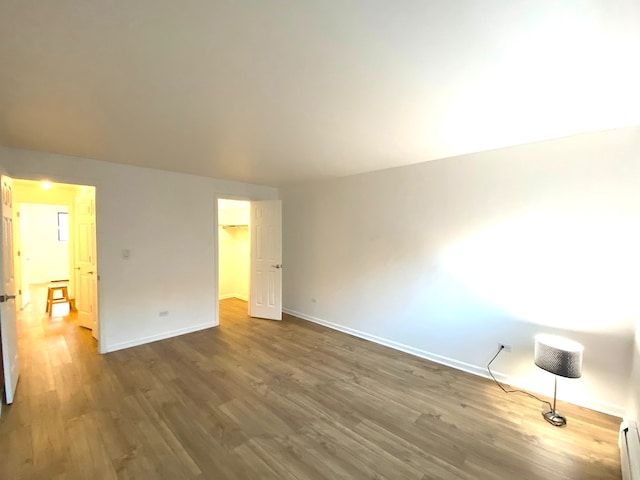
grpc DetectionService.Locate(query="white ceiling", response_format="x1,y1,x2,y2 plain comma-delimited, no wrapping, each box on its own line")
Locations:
1,1,639,186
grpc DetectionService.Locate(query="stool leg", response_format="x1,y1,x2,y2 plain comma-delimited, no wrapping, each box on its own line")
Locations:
62,287,69,311
46,288,54,314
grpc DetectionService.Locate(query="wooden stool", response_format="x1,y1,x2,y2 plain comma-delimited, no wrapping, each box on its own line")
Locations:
46,284,70,315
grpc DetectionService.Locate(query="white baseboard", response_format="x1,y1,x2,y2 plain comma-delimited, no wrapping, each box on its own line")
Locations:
283,308,625,418
104,321,217,353
283,307,490,376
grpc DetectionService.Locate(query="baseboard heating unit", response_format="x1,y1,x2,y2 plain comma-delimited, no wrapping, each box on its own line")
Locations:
620,421,640,480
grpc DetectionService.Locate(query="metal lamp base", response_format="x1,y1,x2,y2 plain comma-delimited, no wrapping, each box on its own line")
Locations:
542,409,567,427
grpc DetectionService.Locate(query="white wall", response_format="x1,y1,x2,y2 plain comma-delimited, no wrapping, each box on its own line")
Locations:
0,147,278,352
218,226,249,300
218,226,236,299
218,201,250,227
628,320,640,424
281,126,640,417
20,203,69,283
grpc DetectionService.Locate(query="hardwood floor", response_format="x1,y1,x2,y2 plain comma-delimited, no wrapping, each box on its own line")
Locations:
0,294,622,479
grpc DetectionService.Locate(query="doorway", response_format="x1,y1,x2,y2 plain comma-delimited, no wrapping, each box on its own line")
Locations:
13,179,99,342
19,203,70,312
218,199,250,306
216,198,284,323
1,176,99,406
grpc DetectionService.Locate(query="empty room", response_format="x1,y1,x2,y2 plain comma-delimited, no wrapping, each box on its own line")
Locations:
1,1,639,479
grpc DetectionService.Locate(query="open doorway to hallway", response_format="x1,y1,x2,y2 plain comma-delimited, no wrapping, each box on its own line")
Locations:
13,179,99,343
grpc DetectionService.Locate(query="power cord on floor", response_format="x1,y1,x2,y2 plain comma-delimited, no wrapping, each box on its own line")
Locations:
487,345,552,411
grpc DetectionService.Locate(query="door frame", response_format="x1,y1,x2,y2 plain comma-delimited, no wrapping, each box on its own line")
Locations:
12,179,103,352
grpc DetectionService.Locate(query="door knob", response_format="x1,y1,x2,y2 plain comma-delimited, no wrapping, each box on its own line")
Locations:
271,264,283,269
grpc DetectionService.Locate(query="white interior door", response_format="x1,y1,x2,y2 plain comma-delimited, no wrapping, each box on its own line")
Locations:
75,189,98,340
0,175,19,403
249,200,282,320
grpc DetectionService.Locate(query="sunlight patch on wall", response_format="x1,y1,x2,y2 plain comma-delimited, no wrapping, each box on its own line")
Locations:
441,210,639,333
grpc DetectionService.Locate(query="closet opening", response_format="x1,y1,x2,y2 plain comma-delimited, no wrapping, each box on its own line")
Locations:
217,199,250,321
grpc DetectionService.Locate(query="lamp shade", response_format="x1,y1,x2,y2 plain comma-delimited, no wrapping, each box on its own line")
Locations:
534,334,583,378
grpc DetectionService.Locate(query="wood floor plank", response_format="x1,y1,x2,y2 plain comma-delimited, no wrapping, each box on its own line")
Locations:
354,418,476,480
0,289,623,479
30,402,68,477
304,418,426,480
65,413,119,480
0,425,34,479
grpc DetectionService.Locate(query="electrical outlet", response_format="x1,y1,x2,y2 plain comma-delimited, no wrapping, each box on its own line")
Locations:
498,343,512,352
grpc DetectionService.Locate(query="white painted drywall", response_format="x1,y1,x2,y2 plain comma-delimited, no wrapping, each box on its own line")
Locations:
217,226,250,301
20,204,69,283
2,2,640,186
218,201,250,226
0,147,278,352
628,320,640,424
281,126,640,416
218,226,236,300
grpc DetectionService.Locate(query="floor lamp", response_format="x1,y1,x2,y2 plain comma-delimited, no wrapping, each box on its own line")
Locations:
534,334,583,427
